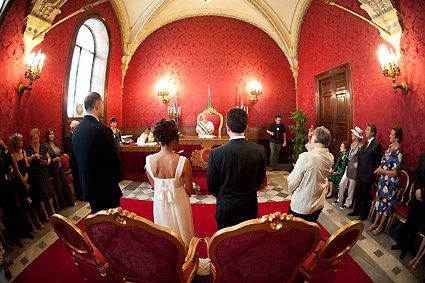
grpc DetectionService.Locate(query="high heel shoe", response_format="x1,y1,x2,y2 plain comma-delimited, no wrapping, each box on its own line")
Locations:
372,227,383,235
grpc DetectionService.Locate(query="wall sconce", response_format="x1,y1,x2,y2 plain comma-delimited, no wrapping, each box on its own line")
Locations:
155,79,171,103
17,49,46,95
377,45,408,94
247,80,262,104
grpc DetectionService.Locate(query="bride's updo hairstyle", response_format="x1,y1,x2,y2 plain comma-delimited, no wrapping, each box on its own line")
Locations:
154,119,179,146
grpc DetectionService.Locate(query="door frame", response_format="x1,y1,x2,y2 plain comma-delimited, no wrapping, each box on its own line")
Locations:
315,62,354,144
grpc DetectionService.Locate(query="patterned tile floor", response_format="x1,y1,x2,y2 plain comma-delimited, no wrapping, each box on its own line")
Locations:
7,169,425,282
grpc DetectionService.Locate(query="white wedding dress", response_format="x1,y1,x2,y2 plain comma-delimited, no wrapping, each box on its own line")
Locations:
146,154,195,246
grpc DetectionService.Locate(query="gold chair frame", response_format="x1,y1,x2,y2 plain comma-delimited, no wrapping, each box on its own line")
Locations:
206,212,321,282
385,181,415,233
299,220,364,281
50,214,108,279
368,169,410,223
196,107,224,138
84,207,200,283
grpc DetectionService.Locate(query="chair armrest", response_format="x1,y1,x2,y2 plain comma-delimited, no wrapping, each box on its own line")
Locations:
183,237,201,270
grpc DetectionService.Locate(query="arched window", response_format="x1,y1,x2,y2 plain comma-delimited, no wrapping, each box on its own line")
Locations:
67,18,109,118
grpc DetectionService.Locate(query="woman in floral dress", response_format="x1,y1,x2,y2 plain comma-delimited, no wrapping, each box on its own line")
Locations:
370,126,403,235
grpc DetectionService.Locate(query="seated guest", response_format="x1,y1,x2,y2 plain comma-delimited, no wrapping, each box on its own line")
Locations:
333,126,363,209
196,113,215,136
145,119,195,247
9,133,43,232
207,108,266,229
370,126,403,235
26,128,55,221
326,140,349,198
110,117,122,144
287,126,334,222
136,126,155,145
45,128,74,209
391,153,425,260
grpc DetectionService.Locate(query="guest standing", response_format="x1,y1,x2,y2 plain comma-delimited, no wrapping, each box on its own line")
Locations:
110,117,122,145
45,128,74,208
287,126,334,222
333,126,363,209
63,120,82,200
370,126,403,235
207,108,266,229
348,123,382,221
26,128,55,221
10,133,43,232
72,92,122,213
391,153,425,260
146,119,194,246
266,114,287,170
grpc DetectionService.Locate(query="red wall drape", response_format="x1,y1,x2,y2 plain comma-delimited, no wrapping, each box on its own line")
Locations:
123,16,296,128
297,0,425,166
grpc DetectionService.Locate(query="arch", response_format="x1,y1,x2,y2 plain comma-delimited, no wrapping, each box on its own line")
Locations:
65,16,110,119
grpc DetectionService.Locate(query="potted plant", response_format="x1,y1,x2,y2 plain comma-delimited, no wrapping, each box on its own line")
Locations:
289,109,308,162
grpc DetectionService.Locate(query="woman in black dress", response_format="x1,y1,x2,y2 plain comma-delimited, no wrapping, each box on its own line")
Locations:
10,133,43,232
26,128,55,221
45,128,74,209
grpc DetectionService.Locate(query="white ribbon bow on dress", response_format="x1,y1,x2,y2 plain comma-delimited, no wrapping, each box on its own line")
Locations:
158,187,173,203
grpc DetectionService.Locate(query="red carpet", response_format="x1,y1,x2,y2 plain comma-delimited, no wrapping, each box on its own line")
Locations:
14,199,371,283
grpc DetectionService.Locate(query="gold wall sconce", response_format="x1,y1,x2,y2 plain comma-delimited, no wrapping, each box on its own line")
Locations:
17,49,46,95
247,80,262,104
155,79,172,103
377,45,408,94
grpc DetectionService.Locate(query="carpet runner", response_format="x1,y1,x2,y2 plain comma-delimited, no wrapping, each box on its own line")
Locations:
14,199,371,283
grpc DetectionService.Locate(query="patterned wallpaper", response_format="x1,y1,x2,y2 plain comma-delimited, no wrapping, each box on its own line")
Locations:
297,0,425,166
0,0,122,146
123,16,296,129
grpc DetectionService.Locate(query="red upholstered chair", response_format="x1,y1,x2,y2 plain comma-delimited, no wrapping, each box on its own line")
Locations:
206,212,321,283
385,181,415,233
299,220,364,281
61,153,75,199
50,214,108,279
84,207,200,283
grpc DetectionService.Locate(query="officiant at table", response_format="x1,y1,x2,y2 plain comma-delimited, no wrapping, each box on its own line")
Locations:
196,113,215,137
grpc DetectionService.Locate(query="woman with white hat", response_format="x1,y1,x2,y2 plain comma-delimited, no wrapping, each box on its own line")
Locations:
332,126,363,208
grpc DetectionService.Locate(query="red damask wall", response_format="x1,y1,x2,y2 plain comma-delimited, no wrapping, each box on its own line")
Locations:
123,16,295,129
0,0,122,145
297,0,425,166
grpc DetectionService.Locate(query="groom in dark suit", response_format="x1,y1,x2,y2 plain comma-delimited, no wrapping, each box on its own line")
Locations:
348,123,382,220
207,108,266,229
72,92,122,213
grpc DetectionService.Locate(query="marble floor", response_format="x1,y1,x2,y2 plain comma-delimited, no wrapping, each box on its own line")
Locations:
6,169,425,282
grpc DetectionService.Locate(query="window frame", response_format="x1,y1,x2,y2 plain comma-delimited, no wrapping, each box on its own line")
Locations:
62,14,111,137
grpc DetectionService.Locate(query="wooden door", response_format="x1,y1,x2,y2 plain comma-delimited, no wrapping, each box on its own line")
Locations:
316,63,353,157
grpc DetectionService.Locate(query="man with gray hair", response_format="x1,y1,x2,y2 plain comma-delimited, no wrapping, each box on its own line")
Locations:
287,126,334,222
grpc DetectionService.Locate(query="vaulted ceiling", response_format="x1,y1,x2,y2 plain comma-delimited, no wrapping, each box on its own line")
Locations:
24,0,402,79
110,0,313,72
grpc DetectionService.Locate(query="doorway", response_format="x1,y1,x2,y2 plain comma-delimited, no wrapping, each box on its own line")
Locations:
315,63,353,157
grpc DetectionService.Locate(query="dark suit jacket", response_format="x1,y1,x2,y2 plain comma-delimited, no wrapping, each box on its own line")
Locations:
357,138,382,184
207,138,266,229
72,115,122,212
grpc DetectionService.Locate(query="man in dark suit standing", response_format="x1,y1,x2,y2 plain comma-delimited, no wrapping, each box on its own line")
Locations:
72,92,122,213
348,123,382,220
207,108,266,229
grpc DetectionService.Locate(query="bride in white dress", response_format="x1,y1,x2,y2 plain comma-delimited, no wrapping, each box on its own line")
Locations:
146,119,195,247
